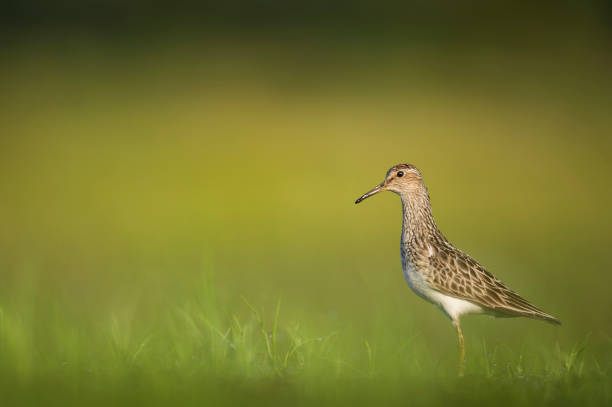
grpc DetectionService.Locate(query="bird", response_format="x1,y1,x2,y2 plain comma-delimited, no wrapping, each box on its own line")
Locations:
355,164,560,374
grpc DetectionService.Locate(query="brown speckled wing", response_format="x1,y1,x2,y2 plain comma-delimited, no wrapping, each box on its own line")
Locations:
425,245,561,325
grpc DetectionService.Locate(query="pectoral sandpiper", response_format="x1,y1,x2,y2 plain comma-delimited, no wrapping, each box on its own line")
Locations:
355,164,560,374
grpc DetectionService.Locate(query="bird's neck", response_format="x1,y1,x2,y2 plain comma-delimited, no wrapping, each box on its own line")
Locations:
400,190,444,249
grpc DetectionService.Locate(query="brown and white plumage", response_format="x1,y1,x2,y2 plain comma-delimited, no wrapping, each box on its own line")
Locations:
355,163,560,373
422,242,560,324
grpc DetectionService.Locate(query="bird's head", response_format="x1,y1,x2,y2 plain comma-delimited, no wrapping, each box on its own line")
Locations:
355,164,424,204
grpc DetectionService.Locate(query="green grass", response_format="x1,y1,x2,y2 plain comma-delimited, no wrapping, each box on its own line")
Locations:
0,38,611,406
0,271,608,406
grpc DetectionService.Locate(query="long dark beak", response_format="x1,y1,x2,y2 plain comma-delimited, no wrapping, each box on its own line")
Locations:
355,183,385,204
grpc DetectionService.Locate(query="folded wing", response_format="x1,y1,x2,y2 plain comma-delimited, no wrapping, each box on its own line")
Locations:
425,245,561,325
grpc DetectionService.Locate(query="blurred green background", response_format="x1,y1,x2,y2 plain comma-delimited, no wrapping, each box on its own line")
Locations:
1,1,611,405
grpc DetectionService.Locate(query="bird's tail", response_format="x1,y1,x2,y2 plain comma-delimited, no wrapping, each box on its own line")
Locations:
527,310,562,325
498,289,562,325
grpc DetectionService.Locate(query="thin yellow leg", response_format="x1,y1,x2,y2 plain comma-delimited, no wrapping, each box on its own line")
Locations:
454,318,465,376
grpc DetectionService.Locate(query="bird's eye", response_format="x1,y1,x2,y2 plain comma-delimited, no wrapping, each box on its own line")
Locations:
397,171,404,177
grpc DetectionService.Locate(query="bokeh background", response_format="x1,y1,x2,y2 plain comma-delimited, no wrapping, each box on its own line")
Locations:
1,1,611,405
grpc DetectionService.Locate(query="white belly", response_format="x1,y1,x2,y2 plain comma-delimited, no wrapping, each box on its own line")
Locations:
402,262,484,321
